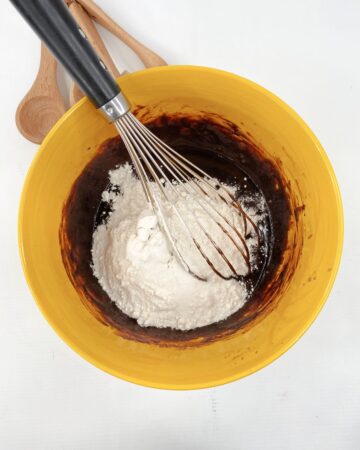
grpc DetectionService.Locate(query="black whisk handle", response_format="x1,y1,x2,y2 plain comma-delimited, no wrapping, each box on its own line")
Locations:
10,0,120,108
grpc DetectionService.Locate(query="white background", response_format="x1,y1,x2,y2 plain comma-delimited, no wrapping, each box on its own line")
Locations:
1,0,359,448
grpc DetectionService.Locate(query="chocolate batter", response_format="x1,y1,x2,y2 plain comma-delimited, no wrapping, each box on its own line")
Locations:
60,111,301,347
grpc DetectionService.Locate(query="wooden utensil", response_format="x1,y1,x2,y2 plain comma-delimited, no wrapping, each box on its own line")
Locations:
67,0,120,105
16,0,167,142
76,0,167,68
16,42,66,144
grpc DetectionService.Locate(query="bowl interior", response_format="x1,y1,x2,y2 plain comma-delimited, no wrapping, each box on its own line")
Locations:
19,66,343,389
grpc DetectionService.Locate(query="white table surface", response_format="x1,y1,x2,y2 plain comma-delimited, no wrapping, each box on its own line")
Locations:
1,1,359,449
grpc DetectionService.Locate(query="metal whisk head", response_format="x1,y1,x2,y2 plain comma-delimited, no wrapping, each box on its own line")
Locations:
114,112,262,282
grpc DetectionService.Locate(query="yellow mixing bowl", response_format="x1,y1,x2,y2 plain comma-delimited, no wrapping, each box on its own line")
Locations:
18,66,343,389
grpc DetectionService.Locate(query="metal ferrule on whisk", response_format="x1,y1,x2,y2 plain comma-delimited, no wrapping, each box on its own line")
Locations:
98,92,131,122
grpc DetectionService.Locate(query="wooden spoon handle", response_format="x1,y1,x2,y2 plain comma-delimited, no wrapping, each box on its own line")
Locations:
67,0,120,106
68,1,119,77
76,0,167,68
38,42,58,84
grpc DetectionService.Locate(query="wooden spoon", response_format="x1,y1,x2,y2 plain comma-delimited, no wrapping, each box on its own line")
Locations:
16,43,66,144
76,0,167,68
67,0,120,105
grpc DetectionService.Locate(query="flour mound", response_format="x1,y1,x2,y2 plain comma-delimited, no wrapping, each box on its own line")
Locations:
91,163,265,331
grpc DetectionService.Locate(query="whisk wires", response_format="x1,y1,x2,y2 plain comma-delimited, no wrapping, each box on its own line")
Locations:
115,113,261,281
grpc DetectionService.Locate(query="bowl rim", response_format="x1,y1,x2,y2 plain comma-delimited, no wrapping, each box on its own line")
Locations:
18,65,344,390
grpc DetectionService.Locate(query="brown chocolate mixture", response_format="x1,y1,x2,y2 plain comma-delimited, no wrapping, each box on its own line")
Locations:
60,112,300,347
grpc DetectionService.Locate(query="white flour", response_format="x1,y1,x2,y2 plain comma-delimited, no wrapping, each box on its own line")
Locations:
91,163,266,331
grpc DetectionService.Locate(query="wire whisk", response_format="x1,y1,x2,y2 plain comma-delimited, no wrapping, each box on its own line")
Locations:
10,0,265,281
115,112,261,281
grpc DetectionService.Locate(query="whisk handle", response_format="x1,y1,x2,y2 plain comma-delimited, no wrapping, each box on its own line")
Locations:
10,0,128,113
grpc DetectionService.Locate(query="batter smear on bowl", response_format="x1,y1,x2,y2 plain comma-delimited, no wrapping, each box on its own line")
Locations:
91,163,269,330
